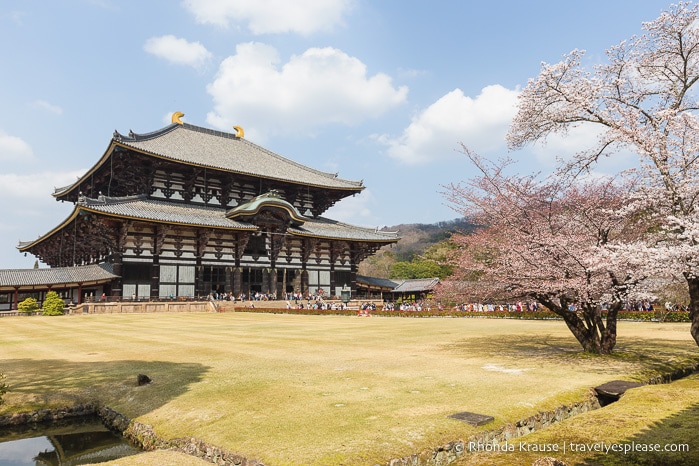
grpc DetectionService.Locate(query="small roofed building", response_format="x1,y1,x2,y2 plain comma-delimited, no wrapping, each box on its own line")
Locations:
355,275,398,300
13,115,399,305
0,264,118,310
391,278,440,302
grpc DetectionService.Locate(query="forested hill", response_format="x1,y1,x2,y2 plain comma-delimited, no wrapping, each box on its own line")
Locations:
380,218,476,261
358,218,475,279
358,218,474,278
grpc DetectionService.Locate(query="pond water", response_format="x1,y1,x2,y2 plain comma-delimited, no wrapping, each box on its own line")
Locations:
0,416,141,465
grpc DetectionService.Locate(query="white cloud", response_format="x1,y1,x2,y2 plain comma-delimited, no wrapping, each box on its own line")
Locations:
8,10,26,26
143,35,212,69
324,189,379,227
182,0,354,35
376,85,519,165
0,170,83,268
0,170,84,203
205,43,407,140
0,131,34,163
32,99,63,115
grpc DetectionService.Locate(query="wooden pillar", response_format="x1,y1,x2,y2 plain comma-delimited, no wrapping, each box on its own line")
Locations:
282,268,287,297
77,283,83,304
269,255,278,297
301,239,312,297
292,270,301,294
225,267,232,294
269,268,278,297
13,287,19,311
233,232,247,298
233,268,242,297
329,242,341,298
261,268,270,294
112,252,123,298
350,262,358,296
195,262,204,298
329,264,336,298
195,229,212,298
300,267,309,297
151,255,160,299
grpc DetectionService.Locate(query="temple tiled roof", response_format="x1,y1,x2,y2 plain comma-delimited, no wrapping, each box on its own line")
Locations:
21,195,399,246
356,275,398,290
79,195,256,230
391,278,440,293
114,123,363,190
290,217,399,242
0,263,117,290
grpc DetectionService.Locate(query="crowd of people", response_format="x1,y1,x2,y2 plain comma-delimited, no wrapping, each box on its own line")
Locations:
208,288,688,314
285,298,350,311
451,301,541,312
381,299,440,312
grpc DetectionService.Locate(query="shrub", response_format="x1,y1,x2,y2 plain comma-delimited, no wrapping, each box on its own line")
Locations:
17,297,39,314
42,291,65,316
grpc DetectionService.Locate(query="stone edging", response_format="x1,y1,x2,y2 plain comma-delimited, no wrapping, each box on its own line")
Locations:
98,406,265,465
0,403,98,427
0,403,264,465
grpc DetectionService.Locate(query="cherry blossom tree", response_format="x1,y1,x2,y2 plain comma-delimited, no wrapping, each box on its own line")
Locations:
507,2,699,347
441,149,650,354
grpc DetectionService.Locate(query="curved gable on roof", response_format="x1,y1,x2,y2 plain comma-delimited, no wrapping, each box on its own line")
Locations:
226,190,307,225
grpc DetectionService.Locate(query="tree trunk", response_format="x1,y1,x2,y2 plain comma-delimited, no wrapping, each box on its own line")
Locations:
687,275,699,347
538,296,616,354
600,303,620,354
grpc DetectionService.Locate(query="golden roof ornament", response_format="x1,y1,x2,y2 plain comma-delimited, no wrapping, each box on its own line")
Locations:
171,111,185,124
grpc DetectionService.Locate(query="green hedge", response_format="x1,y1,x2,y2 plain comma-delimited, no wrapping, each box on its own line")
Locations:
614,310,690,322
234,308,359,317
233,308,691,322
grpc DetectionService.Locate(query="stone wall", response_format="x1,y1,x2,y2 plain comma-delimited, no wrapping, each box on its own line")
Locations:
98,406,264,465
0,404,97,427
71,300,216,314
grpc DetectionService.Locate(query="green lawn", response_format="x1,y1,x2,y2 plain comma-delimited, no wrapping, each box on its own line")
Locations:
1,313,697,465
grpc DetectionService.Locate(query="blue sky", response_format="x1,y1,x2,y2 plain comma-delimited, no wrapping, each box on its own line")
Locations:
0,0,672,269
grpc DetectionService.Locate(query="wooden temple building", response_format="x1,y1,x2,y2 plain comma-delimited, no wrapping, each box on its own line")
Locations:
9,115,399,306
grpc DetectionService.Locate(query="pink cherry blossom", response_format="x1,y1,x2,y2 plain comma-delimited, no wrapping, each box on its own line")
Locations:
507,2,699,347
440,149,648,354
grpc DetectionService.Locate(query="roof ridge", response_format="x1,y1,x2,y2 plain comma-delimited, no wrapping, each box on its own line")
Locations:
79,193,147,206
113,123,180,142
309,216,400,239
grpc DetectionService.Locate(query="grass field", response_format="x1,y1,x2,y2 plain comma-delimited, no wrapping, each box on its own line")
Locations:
1,312,698,465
